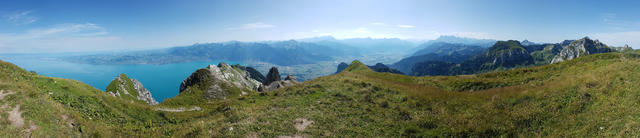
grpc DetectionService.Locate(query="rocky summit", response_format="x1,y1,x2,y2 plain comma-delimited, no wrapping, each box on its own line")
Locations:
263,67,281,85
106,74,158,105
179,62,262,99
259,67,299,91
551,37,612,63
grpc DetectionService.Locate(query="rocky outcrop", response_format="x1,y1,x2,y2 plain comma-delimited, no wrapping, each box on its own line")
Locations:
258,67,299,91
106,74,158,105
612,44,633,52
232,64,265,83
521,40,536,46
263,67,281,85
131,79,158,105
551,37,612,64
179,62,262,99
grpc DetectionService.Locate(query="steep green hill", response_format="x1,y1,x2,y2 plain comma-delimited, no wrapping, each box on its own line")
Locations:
2,51,640,137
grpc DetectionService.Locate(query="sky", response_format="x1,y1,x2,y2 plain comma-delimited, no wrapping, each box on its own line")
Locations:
1,0,640,53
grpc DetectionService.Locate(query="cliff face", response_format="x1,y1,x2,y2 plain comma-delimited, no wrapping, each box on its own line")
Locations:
179,62,262,99
130,79,158,105
263,67,281,85
551,37,612,64
232,64,265,83
106,74,158,105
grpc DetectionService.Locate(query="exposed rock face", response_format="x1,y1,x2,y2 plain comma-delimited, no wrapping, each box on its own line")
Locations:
259,75,299,91
232,64,265,83
551,37,612,64
257,67,299,91
284,75,297,82
106,74,158,105
612,44,633,52
335,62,349,74
179,62,262,99
263,67,281,85
131,79,158,105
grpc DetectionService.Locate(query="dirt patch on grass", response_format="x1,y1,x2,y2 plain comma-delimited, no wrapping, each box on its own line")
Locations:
293,118,313,131
155,106,201,112
277,118,314,138
8,105,24,127
61,114,74,127
277,136,306,138
0,90,15,100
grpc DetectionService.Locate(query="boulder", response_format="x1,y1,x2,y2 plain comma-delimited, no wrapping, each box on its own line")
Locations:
264,67,281,85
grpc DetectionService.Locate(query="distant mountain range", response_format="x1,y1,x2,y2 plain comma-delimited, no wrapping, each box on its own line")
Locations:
66,35,580,81
392,42,487,73
298,36,419,54
396,37,618,76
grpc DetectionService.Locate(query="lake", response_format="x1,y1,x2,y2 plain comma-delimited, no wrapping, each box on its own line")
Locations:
0,54,241,102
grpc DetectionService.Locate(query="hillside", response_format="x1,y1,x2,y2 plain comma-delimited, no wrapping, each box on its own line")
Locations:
335,62,403,74
105,74,158,105
2,51,640,137
392,42,487,73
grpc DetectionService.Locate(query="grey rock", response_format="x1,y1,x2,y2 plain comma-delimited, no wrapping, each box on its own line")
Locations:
131,79,159,105
259,75,299,91
264,67,281,85
180,62,262,99
551,37,612,64
108,74,158,105
107,91,120,97
612,44,633,52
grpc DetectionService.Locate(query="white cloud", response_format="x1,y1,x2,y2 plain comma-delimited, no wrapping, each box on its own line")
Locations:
229,22,276,30
24,23,107,38
397,24,415,28
601,13,640,31
0,23,123,53
4,10,38,25
592,31,640,48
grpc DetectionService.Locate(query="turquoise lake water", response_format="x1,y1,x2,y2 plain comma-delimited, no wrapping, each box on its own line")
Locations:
0,54,241,102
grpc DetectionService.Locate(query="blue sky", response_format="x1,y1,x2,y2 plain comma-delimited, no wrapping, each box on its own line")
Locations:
1,0,640,53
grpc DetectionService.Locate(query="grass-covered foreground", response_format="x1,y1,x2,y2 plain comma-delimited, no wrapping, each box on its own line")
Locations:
1,51,640,137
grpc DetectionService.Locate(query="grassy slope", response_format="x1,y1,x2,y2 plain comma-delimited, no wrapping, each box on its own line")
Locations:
1,51,640,137
105,73,148,105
